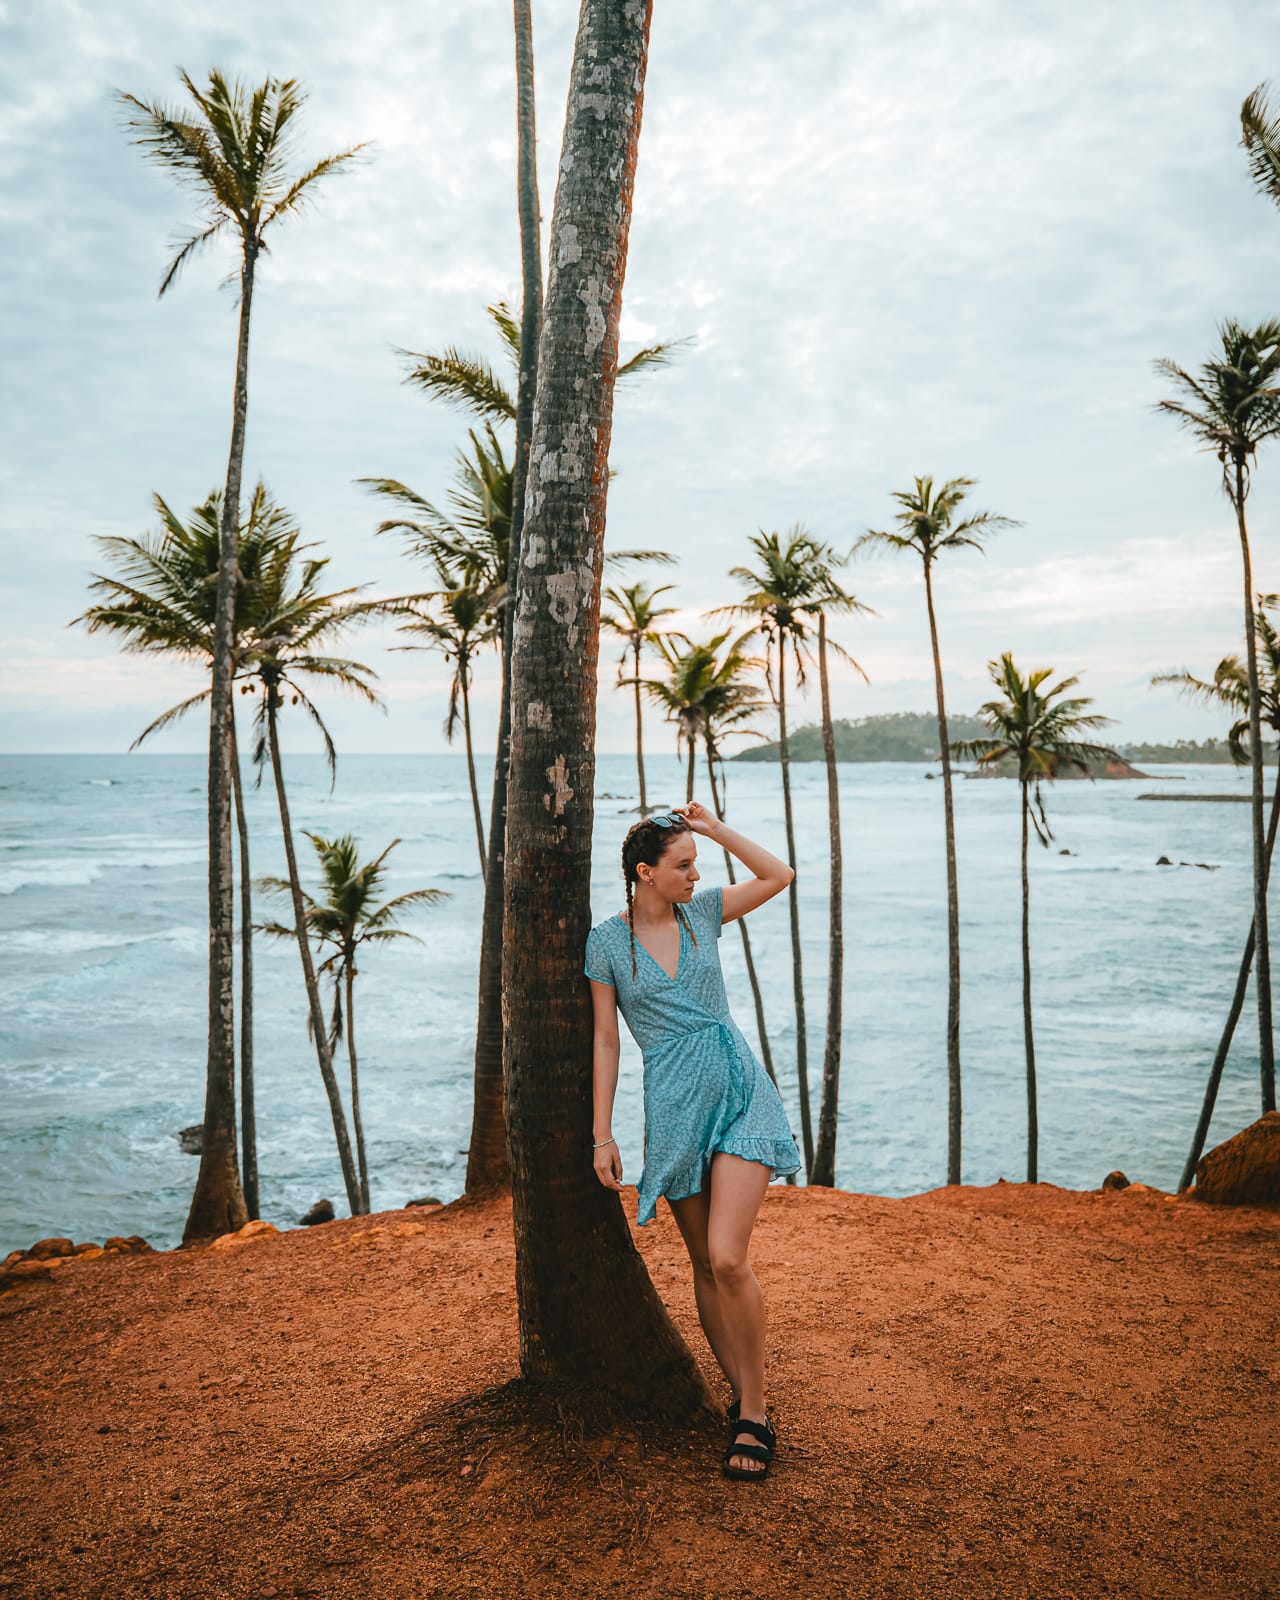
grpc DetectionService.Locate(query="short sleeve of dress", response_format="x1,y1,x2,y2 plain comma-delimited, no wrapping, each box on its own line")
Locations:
689,884,724,939
584,924,615,986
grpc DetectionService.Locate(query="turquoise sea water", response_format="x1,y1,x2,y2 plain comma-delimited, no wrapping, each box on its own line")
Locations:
0,751,1266,1255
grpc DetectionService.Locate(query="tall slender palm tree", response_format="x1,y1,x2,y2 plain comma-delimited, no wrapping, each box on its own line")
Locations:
118,71,365,1242
718,528,830,1170
1154,603,1280,1187
257,834,449,1214
792,542,872,1189
857,478,1019,1185
601,580,680,813
1157,320,1280,1114
73,483,297,1221
393,589,500,876
242,514,414,1215
502,0,710,1414
954,655,1115,1183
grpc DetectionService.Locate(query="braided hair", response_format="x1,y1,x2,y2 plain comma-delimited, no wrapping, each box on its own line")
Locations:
621,814,700,980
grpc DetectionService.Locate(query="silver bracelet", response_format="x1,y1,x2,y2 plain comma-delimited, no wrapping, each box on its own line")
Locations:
593,1137,616,1149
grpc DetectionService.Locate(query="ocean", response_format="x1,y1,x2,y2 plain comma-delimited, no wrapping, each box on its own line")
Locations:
0,750,1266,1256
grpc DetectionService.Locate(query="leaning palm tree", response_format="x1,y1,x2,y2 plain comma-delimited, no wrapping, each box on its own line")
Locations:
791,541,872,1189
601,580,680,813
857,478,1020,1185
73,483,298,1222
257,833,449,1214
1154,602,1280,1186
242,520,415,1216
1156,320,1280,1113
392,588,500,876
718,527,831,1171
117,71,365,1242
954,655,1116,1183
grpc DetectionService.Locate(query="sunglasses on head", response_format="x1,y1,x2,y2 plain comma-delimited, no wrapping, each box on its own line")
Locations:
649,810,684,828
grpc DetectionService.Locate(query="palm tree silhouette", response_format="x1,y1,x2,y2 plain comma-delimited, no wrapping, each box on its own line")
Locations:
954,655,1115,1183
257,833,449,1214
1156,320,1280,1114
74,483,297,1220
1154,601,1280,1187
858,477,1020,1185
602,581,681,813
116,70,365,1241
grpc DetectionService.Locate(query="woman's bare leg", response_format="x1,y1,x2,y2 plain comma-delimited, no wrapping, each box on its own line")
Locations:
668,1179,740,1399
707,1152,771,1474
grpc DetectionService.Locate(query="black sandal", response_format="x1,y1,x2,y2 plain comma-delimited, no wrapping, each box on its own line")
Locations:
726,1398,740,1425
722,1415,776,1481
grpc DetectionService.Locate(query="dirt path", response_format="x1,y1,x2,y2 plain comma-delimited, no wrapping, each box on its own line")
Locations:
2,1181,1277,1600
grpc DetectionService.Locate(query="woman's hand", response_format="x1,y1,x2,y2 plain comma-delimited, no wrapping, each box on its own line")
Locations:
674,800,720,838
593,1138,624,1191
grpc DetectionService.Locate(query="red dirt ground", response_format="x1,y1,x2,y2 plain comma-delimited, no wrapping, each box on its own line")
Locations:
1,1179,1277,1600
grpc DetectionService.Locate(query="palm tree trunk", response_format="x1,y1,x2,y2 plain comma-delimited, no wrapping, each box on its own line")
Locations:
685,733,696,802
923,557,963,1186
229,713,258,1220
460,659,488,879
776,635,813,1172
265,691,363,1215
184,240,257,1243
1021,779,1038,1184
1235,465,1276,1111
464,0,545,1197
346,964,371,1214
1179,755,1280,1190
633,636,648,814
503,0,712,1415
705,742,778,1087
809,612,844,1188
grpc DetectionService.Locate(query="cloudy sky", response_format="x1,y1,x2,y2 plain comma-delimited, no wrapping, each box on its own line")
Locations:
4,0,1280,756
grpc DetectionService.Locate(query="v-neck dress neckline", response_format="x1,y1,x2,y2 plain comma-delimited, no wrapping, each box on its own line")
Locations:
616,909,685,985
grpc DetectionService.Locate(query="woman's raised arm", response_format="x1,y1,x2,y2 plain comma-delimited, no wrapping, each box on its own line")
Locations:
676,801,794,923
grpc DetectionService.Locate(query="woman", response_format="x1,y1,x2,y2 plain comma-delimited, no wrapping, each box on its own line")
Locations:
584,801,800,1481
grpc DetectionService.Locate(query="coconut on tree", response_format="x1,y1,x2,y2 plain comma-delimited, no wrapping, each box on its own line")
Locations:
256,833,449,1214
954,654,1116,1183
117,70,366,1242
1154,601,1280,1187
857,478,1020,1185
1156,320,1280,1114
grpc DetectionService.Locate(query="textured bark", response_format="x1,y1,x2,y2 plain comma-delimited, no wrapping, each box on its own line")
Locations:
809,613,844,1188
503,0,712,1415
1236,465,1276,1112
1021,782,1038,1184
265,691,362,1215
183,245,256,1243
776,638,812,1172
1179,760,1280,1191
464,0,545,1196
230,714,258,1220
346,966,371,1214
924,558,963,1186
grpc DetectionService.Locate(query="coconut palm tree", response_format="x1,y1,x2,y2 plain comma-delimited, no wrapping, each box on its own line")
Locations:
1154,602,1280,1186
857,478,1019,1185
1156,320,1280,1113
718,527,831,1171
256,834,449,1214
117,70,365,1242
954,655,1116,1183
241,516,416,1216
393,589,500,877
73,483,298,1221
791,541,872,1189
601,580,681,813
501,0,710,1414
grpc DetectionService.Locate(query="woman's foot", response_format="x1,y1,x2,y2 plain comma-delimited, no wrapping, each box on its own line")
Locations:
724,1411,774,1478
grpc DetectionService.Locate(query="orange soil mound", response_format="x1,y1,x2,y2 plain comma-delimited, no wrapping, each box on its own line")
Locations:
1,1181,1277,1600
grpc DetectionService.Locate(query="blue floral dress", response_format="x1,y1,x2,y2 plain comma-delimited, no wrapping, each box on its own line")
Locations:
584,884,801,1225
